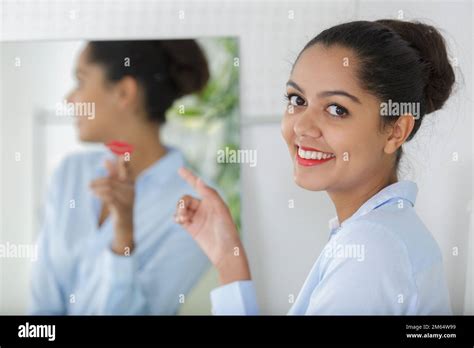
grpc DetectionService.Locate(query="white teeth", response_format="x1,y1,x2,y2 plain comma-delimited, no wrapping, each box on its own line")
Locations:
297,147,335,160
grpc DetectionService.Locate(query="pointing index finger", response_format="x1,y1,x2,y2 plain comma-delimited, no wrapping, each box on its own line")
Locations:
178,167,217,199
178,167,198,189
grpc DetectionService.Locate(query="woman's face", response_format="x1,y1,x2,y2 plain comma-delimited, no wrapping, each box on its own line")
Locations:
281,44,393,192
66,44,134,143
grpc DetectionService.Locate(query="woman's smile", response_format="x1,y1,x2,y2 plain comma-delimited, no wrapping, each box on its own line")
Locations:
295,145,336,167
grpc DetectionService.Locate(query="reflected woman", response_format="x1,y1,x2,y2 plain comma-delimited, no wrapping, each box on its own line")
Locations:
30,40,210,314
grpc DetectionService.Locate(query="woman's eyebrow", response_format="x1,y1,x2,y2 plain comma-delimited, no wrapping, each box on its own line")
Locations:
286,80,304,93
287,81,361,104
317,90,361,104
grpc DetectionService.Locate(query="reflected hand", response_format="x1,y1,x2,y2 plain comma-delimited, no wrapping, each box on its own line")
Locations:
90,156,135,254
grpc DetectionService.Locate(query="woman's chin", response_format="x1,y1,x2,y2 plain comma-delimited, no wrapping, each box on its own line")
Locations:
293,171,328,191
76,129,88,142
76,129,98,143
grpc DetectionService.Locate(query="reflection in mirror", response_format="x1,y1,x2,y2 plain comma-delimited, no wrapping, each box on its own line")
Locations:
0,37,240,315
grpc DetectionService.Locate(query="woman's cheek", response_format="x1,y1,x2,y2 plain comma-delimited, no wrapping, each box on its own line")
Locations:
338,141,369,174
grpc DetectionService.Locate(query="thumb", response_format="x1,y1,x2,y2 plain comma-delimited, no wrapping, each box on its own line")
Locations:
118,156,131,181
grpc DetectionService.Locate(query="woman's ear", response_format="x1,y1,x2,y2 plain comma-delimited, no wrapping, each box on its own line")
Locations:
384,114,415,155
114,76,139,110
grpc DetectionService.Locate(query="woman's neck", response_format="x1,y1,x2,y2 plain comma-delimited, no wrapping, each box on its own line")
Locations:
128,136,167,181
327,173,398,225
109,124,167,181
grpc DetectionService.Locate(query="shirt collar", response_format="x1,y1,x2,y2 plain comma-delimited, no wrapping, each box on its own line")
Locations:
136,146,185,185
94,145,185,186
328,180,418,234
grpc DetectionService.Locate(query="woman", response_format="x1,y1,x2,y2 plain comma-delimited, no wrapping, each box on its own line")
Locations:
175,20,455,314
30,40,211,314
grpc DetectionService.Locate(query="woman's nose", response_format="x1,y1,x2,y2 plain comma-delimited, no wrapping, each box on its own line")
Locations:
293,108,322,138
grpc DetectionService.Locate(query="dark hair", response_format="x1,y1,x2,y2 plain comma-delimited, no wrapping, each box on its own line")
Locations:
297,20,455,167
87,39,210,124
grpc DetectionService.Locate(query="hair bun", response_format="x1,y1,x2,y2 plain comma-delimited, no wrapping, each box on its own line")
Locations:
159,40,210,97
376,20,455,114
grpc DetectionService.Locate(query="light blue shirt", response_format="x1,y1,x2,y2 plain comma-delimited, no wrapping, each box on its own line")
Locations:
30,146,210,314
210,180,452,315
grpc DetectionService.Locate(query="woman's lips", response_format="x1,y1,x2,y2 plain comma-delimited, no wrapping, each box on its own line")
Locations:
295,145,335,167
106,140,134,155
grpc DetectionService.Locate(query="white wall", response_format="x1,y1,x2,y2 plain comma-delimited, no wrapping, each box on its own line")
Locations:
1,0,472,315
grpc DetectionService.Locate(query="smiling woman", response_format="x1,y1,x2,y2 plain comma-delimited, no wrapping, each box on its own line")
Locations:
174,19,456,315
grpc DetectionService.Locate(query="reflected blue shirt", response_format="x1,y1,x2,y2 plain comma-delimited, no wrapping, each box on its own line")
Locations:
30,146,210,314
210,180,452,315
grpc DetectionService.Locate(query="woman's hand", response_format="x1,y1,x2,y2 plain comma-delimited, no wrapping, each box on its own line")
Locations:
90,156,135,255
175,167,251,285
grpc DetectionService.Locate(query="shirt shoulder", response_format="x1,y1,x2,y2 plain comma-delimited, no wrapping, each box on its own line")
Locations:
44,149,106,200
344,203,444,274
317,206,450,314
45,150,105,191
324,218,414,274
54,149,107,175
310,219,419,314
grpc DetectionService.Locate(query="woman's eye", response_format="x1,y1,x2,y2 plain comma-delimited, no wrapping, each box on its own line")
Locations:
326,104,348,117
286,94,306,107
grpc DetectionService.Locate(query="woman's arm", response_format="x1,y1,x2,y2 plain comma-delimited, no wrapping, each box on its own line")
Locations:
175,167,259,314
